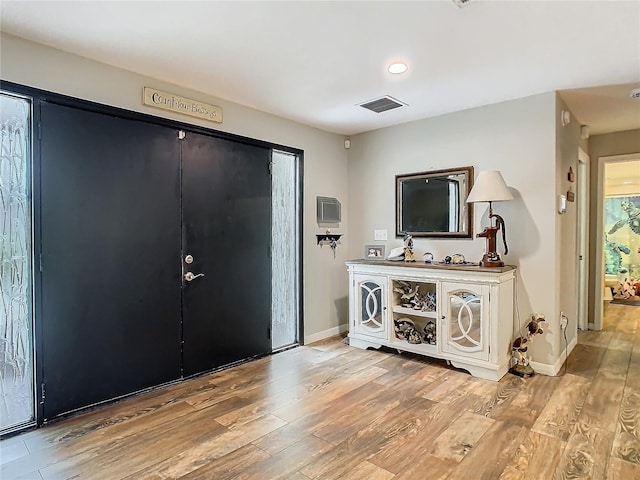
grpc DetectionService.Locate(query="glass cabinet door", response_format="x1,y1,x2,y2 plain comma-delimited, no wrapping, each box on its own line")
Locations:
353,274,387,339
441,282,489,361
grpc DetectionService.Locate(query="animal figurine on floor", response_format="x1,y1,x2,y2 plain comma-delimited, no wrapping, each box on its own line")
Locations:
509,314,546,378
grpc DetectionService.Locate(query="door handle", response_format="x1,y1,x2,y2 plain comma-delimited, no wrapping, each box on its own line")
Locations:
184,272,204,282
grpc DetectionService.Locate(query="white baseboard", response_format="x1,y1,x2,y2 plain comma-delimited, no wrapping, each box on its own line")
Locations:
530,334,578,376
304,324,349,345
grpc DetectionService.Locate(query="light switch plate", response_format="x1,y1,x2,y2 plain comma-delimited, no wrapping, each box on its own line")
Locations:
374,229,388,241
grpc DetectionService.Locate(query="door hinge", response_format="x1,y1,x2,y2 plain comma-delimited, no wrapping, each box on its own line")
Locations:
268,161,273,174
178,130,186,140
39,253,43,272
40,383,46,405
38,121,42,140
267,327,271,339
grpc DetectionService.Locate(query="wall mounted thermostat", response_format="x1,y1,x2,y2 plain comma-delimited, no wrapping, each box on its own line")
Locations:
558,194,567,214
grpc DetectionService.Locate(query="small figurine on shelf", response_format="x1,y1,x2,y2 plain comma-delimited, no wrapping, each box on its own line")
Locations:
403,234,415,262
394,318,415,340
411,291,427,311
394,281,419,307
421,292,436,312
406,328,422,344
509,314,546,378
393,317,422,344
423,321,436,345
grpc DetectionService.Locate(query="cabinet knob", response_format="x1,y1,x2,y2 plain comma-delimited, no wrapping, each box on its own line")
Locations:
441,316,445,320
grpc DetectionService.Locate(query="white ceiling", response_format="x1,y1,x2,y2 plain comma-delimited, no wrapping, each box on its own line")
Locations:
1,0,639,136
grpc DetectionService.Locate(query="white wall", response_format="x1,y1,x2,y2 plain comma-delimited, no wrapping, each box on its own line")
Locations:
348,93,562,368
0,33,350,341
555,95,582,357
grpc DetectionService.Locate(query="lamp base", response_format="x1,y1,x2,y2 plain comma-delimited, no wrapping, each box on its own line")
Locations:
479,253,504,268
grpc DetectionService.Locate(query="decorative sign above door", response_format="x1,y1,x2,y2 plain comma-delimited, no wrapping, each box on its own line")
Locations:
143,87,223,124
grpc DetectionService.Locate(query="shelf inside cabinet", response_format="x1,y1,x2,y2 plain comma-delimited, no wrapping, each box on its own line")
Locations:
392,305,437,318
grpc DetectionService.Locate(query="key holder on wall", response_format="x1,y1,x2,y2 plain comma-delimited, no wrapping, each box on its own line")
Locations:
317,231,342,258
316,196,342,258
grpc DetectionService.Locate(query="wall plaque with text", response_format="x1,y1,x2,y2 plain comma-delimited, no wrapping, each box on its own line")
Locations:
143,87,223,123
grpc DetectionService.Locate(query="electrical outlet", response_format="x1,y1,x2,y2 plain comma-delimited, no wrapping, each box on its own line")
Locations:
560,312,568,330
374,229,387,241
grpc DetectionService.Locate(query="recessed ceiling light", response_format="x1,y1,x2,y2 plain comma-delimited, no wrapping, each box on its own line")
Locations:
388,63,408,74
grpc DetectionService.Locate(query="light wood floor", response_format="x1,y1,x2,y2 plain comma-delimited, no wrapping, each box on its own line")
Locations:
1,304,639,480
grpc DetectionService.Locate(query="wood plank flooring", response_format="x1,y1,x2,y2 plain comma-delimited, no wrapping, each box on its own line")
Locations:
1,303,639,479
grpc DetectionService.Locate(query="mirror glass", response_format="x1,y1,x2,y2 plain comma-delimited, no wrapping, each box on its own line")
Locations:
396,166,474,238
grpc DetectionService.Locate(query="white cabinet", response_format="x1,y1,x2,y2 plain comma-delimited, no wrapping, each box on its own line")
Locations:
346,260,515,381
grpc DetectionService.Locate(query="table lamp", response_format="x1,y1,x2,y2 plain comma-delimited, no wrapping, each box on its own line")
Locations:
466,170,513,267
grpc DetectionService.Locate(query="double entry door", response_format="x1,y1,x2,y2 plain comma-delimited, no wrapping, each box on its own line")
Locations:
39,102,272,420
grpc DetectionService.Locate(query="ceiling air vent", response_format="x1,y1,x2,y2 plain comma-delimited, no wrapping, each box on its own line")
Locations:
452,0,473,7
359,96,407,113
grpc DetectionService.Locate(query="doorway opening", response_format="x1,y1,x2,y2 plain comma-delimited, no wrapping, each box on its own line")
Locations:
594,154,640,330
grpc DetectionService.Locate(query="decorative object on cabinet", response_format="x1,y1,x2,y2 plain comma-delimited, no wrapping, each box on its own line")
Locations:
387,246,405,261
347,260,515,381
365,245,385,259
466,170,513,267
423,252,434,263
567,167,575,182
396,166,474,238
403,234,415,262
509,314,546,378
451,253,466,264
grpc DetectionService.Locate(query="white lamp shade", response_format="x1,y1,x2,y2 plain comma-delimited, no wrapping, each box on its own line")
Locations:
466,170,513,203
